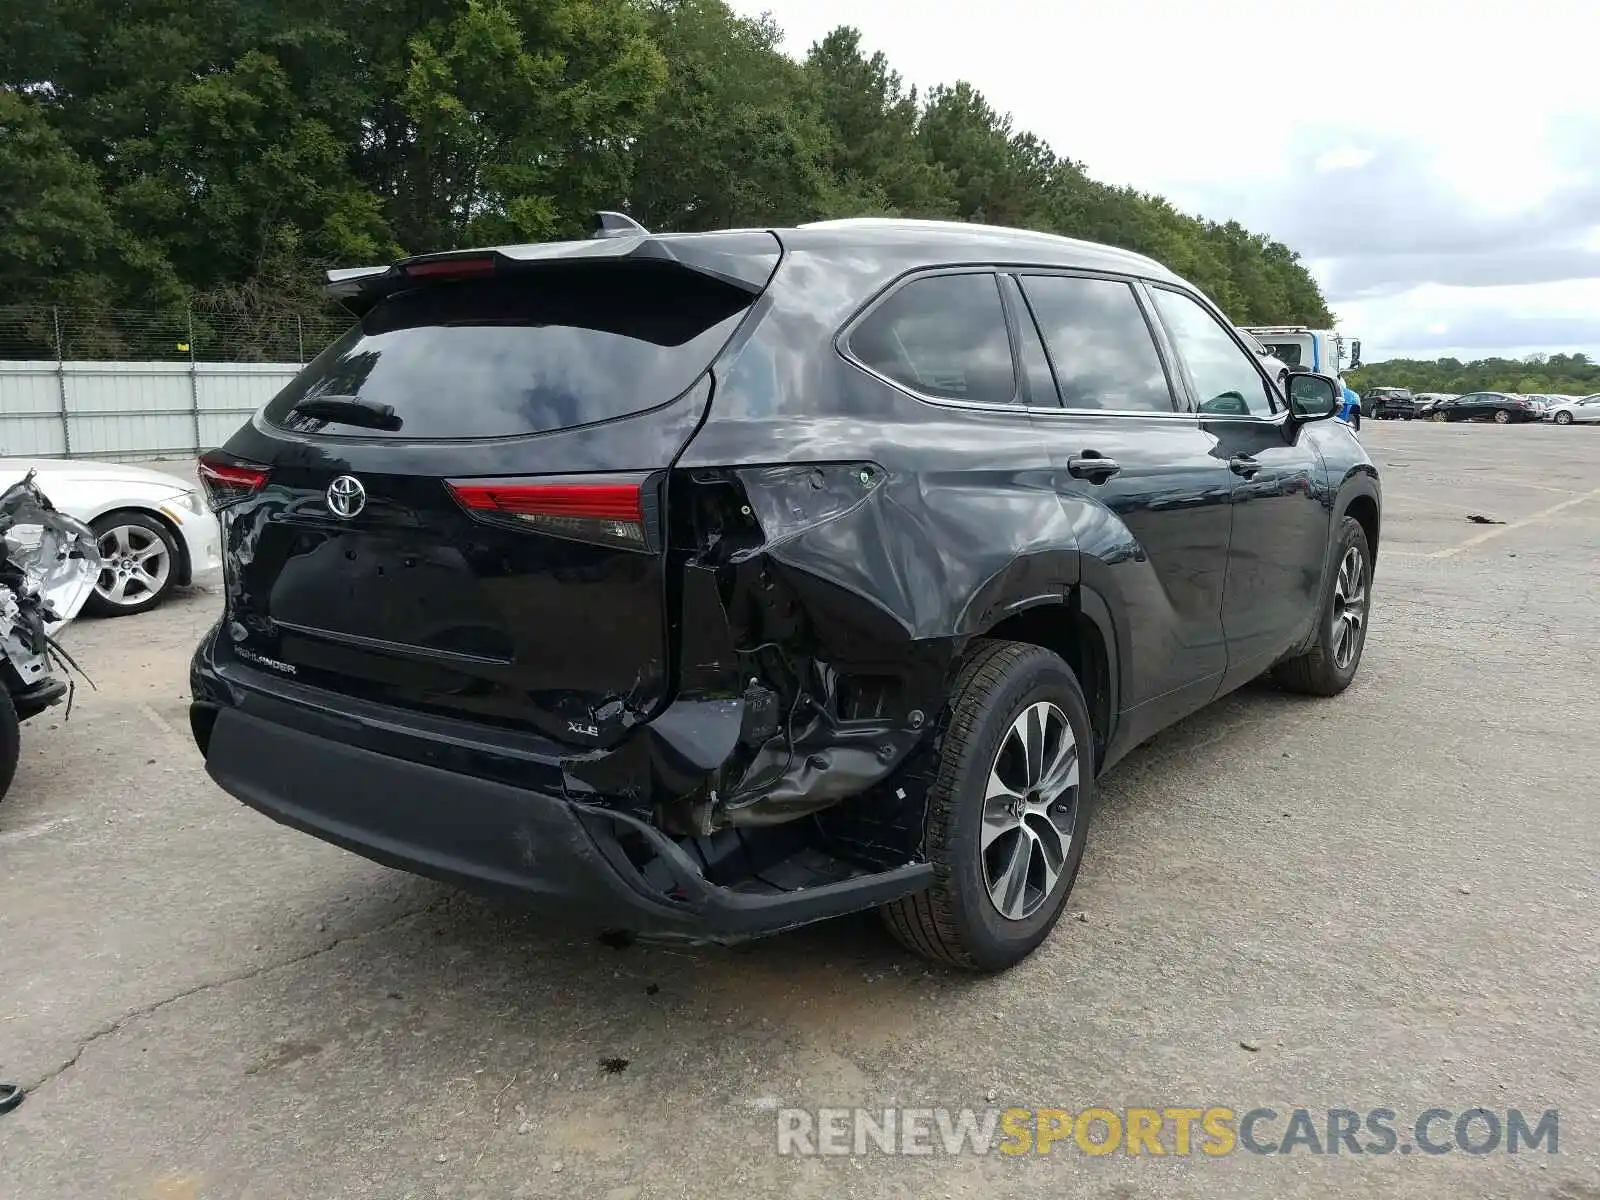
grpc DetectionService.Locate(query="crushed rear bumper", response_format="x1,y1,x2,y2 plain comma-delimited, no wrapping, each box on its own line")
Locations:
192,658,932,943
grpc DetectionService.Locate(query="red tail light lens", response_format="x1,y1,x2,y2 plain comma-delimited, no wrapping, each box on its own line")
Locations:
198,451,270,510
447,475,655,550
401,256,497,280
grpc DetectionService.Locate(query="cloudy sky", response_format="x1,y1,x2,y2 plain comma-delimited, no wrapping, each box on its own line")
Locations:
734,0,1600,363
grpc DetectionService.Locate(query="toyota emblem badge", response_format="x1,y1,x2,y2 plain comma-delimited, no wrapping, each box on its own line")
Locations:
326,475,366,519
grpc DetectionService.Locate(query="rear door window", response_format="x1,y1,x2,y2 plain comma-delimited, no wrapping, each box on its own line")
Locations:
263,265,755,439
1018,275,1176,412
848,273,1018,406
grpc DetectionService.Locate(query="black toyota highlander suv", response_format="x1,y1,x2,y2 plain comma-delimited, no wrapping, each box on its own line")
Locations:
191,215,1381,972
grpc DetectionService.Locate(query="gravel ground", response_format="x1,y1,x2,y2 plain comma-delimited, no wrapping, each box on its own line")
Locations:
1,420,1597,1199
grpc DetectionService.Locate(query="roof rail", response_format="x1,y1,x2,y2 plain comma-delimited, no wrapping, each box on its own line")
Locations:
591,211,649,239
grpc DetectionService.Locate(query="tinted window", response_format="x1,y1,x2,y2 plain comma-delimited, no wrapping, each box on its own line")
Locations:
264,265,753,439
1020,276,1174,412
850,273,1017,406
1151,289,1277,417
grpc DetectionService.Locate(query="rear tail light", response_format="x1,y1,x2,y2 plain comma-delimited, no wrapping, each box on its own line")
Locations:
401,256,497,281
198,451,270,510
446,474,656,550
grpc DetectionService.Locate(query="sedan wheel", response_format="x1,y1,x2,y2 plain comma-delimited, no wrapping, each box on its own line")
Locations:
86,512,179,617
1555,411,1573,426
1432,412,1448,422
1493,409,1511,424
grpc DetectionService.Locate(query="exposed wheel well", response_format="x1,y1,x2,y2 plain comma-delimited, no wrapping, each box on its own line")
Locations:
92,506,192,586
981,601,1111,770
1344,494,1380,563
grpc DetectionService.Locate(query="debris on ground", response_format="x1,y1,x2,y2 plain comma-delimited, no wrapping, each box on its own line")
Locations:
1466,513,1506,525
599,1057,631,1075
0,1081,24,1114
1239,1041,1261,1053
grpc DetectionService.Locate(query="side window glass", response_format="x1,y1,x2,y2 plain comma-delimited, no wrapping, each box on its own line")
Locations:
1019,275,1175,412
1150,288,1277,418
1001,276,1059,406
849,273,1017,406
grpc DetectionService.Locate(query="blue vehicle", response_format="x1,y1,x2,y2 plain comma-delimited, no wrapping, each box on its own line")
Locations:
1337,380,1362,430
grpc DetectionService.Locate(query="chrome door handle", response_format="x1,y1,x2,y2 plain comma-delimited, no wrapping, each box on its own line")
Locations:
1229,455,1260,478
1067,454,1121,482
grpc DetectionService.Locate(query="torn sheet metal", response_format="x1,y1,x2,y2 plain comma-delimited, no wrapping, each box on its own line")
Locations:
0,470,100,708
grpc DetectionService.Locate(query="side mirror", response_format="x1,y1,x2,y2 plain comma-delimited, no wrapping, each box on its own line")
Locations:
1349,339,1363,369
1287,373,1340,422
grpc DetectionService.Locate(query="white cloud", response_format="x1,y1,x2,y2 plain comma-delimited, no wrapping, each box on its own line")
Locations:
1313,148,1376,175
734,0,1600,361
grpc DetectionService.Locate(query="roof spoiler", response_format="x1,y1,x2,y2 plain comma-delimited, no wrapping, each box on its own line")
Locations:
324,220,780,316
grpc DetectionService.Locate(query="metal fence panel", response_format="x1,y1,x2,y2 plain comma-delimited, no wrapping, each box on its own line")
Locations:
0,364,69,456
0,359,298,460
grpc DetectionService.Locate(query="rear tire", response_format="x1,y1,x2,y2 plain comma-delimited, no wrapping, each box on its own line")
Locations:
882,640,1093,972
1493,409,1511,424
0,690,19,804
1273,517,1372,697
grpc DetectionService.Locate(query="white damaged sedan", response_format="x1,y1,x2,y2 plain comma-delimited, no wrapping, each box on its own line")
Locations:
0,458,220,616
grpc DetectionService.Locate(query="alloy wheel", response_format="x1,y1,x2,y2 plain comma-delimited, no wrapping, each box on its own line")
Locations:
95,524,171,608
1556,412,1573,425
980,701,1080,922
1494,409,1511,424
1330,545,1367,671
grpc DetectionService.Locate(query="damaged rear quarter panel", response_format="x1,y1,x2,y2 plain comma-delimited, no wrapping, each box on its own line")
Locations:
660,246,1087,829
681,246,1083,645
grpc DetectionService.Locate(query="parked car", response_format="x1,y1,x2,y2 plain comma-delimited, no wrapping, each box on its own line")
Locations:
1426,391,1540,423
0,459,220,616
190,215,1382,972
1549,394,1600,425
1362,387,1417,419
1413,392,1456,418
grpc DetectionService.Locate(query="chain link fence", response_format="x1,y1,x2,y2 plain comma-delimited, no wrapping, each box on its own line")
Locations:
0,304,353,364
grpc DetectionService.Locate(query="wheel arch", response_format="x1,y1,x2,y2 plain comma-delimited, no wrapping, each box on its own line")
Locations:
1339,487,1381,565
974,586,1120,775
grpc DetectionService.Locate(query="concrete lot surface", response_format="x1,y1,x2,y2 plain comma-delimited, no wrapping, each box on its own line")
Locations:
2,421,1598,1198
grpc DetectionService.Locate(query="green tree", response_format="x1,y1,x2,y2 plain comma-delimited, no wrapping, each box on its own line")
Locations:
2,4,1340,358
1348,355,1600,395
626,0,830,231
802,27,953,218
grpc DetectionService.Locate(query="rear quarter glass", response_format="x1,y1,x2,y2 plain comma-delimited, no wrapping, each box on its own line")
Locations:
262,264,756,440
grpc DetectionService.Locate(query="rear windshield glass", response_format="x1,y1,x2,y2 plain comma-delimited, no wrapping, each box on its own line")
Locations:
263,264,754,439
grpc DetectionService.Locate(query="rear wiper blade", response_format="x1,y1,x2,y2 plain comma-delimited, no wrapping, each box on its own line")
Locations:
291,395,402,431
